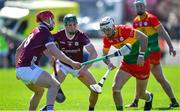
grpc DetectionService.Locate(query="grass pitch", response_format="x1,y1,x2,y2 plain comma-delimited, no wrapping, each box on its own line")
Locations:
0,66,179,110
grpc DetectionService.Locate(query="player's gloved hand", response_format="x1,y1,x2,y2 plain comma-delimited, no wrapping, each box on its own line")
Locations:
108,63,116,70
137,52,145,67
169,47,176,57
71,61,82,70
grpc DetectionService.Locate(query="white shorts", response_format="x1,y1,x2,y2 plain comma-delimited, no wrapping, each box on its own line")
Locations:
16,64,43,85
55,60,81,77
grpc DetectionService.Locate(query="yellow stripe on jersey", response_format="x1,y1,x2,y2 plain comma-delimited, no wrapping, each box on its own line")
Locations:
103,48,110,53
136,26,158,36
154,24,160,29
122,37,137,46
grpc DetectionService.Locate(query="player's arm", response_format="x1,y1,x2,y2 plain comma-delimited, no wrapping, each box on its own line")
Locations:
103,49,110,65
135,29,148,53
46,43,81,69
43,49,56,65
15,39,26,64
156,23,176,56
134,29,148,66
84,43,98,69
103,49,116,70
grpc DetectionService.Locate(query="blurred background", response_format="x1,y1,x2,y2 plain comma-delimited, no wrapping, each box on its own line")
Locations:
0,0,180,68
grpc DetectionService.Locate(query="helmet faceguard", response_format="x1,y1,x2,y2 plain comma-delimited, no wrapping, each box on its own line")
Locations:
63,14,78,35
100,16,115,32
36,10,54,30
100,16,115,38
134,0,146,16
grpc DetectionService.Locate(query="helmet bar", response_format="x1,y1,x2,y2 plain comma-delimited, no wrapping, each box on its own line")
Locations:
100,16,114,32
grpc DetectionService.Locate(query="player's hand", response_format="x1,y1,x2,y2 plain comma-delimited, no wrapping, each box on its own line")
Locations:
49,56,56,66
169,47,176,57
78,66,87,75
137,56,144,67
108,63,116,70
71,61,82,70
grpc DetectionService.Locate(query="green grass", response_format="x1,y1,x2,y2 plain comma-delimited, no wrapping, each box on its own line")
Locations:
0,66,180,110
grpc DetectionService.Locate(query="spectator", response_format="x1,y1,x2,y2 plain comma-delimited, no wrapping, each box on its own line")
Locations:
0,35,9,68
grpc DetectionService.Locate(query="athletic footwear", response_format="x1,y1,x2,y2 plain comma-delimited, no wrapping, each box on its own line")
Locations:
168,102,179,108
40,106,47,111
144,93,153,110
56,87,66,103
40,105,54,111
125,102,138,108
125,99,138,108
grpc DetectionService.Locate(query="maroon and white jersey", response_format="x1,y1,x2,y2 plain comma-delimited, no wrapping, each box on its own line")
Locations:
53,29,90,66
16,25,54,68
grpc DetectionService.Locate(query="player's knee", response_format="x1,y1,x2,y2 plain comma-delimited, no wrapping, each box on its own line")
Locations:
35,88,44,96
54,81,60,88
112,85,121,93
155,76,166,84
91,90,99,96
50,80,60,89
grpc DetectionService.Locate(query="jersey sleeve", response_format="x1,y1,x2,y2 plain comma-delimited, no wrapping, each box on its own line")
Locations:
121,25,135,38
150,15,160,29
44,31,54,47
103,37,111,52
82,33,90,46
132,18,137,28
121,25,137,45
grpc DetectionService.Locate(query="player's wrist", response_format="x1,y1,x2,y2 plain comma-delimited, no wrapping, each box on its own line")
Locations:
138,51,145,58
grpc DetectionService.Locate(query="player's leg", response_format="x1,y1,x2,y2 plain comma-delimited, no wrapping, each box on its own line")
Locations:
35,71,60,110
54,61,67,103
16,65,60,110
55,70,66,83
151,64,179,107
126,59,151,108
78,70,98,111
112,69,131,110
136,79,153,110
26,84,44,110
55,69,66,103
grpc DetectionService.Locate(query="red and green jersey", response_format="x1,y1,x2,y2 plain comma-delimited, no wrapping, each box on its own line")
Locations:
103,25,149,64
133,11,161,52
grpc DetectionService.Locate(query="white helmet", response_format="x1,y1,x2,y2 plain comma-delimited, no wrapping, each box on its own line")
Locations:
134,0,147,6
100,16,114,32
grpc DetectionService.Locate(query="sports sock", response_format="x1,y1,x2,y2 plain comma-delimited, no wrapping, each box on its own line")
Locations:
116,105,123,111
133,98,139,104
88,106,94,111
146,93,152,102
46,104,54,111
170,98,178,104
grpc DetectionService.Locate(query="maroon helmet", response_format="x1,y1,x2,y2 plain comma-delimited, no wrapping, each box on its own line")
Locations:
36,10,54,23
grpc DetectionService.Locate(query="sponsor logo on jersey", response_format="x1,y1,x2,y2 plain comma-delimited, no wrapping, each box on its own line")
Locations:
109,40,113,43
144,22,148,26
139,22,142,27
75,42,79,46
68,43,72,46
119,37,124,41
67,41,73,46
60,41,66,44
135,23,138,27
